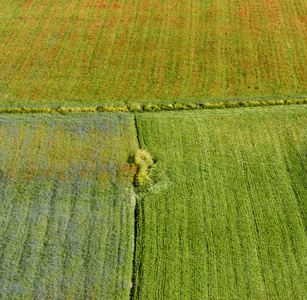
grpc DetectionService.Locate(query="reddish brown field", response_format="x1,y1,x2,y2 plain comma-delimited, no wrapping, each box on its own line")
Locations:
0,0,306,106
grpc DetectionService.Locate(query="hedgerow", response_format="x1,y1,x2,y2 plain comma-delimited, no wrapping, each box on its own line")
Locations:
0,98,306,114
127,104,143,112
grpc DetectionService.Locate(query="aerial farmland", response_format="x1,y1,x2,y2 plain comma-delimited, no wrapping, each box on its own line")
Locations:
0,0,306,299
0,0,306,106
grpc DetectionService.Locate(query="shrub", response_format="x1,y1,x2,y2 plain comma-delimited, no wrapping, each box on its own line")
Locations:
160,104,174,110
249,101,261,107
275,100,284,105
144,104,161,111
97,106,129,112
135,149,154,168
225,101,236,108
202,102,214,109
173,104,185,110
56,107,75,113
134,149,154,188
217,102,226,108
97,106,115,112
239,101,248,107
128,104,143,112
10,108,23,113
186,103,198,109
116,106,129,112
80,107,96,112
96,106,106,112
37,107,52,113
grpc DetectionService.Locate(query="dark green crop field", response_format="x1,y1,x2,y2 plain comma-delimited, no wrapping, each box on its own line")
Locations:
132,105,307,299
0,113,138,299
0,0,306,107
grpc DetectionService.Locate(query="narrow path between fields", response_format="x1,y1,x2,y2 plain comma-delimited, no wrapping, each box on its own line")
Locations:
129,115,141,300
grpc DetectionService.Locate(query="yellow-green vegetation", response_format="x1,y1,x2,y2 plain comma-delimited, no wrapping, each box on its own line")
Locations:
0,113,139,299
0,0,306,106
132,105,307,299
0,98,306,114
134,149,154,189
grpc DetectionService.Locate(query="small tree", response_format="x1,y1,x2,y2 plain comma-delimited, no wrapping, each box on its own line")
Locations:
134,149,154,188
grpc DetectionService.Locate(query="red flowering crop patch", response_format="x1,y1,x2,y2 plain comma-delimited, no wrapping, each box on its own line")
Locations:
0,0,306,107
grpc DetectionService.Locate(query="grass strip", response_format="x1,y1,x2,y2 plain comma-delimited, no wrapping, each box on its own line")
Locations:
0,98,306,114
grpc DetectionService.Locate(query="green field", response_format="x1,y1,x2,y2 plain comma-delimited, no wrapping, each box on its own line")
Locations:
132,105,307,299
0,113,138,299
0,106,306,299
0,0,306,107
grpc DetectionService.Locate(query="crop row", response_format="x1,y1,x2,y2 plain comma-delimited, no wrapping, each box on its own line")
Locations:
0,98,306,114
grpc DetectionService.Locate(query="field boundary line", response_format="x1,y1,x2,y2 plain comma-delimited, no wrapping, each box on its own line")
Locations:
129,115,141,300
0,98,306,114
